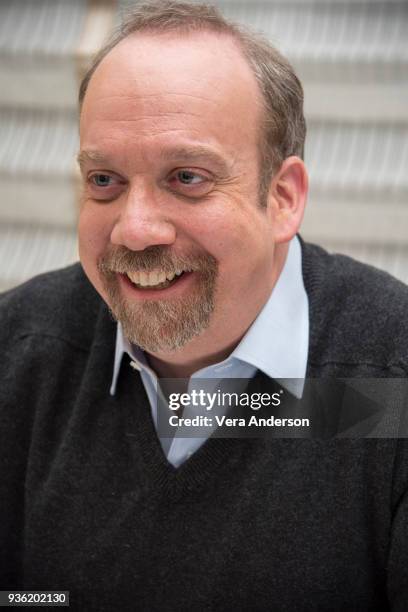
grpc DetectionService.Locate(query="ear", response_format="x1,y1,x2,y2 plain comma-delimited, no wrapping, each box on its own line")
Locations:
266,156,308,244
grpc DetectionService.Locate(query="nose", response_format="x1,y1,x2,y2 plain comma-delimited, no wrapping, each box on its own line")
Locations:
110,184,176,251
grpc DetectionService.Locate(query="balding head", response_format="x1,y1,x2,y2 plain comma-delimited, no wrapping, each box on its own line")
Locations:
79,0,306,192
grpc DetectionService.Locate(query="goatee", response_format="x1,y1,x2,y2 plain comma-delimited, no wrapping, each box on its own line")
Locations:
98,245,218,353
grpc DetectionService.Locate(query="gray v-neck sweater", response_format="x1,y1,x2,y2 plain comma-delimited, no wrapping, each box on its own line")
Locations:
1,240,408,611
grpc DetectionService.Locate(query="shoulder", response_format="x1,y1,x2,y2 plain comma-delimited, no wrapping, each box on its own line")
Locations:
0,263,103,351
302,240,408,306
301,240,408,374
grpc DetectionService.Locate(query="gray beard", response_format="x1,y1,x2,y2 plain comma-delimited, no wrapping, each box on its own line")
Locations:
98,245,218,353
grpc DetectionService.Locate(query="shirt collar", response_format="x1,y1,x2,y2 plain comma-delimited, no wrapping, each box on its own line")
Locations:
110,236,309,398
230,236,308,397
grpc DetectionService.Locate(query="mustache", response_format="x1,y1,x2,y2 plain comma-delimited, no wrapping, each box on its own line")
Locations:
98,245,217,276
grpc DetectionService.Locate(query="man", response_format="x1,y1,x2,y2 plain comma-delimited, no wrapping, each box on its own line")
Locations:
1,1,408,610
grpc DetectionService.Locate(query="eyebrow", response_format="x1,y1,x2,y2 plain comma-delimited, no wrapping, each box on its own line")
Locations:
76,150,109,168
76,145,232,176
157,145,231,175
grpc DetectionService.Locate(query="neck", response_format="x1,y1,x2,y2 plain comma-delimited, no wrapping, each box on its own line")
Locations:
147,334,243,379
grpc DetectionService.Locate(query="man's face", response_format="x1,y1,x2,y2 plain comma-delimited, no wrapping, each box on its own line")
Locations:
78,31,283,355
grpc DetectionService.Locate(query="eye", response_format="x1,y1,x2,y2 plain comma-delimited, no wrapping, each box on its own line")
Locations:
90,174,114,187
86,172,125,202
167,168,213,197
177,170,204,185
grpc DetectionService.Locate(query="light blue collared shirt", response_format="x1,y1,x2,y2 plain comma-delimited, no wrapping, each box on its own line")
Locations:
110,236,309,467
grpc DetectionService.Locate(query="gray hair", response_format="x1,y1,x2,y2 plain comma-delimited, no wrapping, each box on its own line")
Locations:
79,0,306,197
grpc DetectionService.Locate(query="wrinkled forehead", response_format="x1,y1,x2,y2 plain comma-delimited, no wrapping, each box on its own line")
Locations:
80,30,263,142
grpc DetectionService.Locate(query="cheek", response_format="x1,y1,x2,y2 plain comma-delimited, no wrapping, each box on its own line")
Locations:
77,205,113,287
78,206,112,255
211,210,271,268
191,208,245,254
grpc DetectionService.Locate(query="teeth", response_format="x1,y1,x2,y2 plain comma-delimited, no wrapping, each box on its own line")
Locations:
148,271,159,285
127,271,141,284
126,269,185,287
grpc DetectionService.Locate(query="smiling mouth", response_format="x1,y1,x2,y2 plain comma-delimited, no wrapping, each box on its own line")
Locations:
124,269,190,290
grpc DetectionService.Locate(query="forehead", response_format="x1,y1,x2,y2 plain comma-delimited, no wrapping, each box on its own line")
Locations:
80,31,263,158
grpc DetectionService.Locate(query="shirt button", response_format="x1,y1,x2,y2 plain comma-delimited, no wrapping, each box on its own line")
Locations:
129,360,142,372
